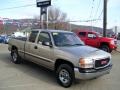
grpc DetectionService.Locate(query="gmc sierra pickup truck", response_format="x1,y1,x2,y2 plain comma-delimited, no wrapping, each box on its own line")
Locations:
74,30,117,53
8,29,112,87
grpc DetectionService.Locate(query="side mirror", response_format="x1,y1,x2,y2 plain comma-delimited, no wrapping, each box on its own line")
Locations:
42,41,52,47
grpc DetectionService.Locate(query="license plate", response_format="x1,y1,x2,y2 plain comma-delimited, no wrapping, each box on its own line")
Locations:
101,60,107,65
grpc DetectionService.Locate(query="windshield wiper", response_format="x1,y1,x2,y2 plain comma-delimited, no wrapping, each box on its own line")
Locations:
62,44,74,46
73,44,84,46
58,43,84,47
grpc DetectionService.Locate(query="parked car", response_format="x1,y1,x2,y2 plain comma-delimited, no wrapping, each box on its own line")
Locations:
0,35,11,44
0,35,6,43
0,35,4,43
74,30,117,53
5,35,12,44
8,29,112,87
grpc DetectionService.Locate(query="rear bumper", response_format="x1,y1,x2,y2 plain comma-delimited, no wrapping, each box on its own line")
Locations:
74,64,112,80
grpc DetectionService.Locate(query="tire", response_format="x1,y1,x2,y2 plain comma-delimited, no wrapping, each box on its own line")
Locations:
100,45,111,53
11,49,21,64
56,64,74,88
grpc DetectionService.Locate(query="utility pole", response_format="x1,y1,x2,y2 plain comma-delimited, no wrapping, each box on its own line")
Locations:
103,0,107,37
115,26,117,36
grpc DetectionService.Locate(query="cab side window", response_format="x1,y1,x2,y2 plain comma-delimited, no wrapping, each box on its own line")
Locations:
37,32,51,43
79,32,86,37
88,33,97,38
29,31,38,43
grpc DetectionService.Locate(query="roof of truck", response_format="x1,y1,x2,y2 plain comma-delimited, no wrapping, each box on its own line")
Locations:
73,29,99,34
32,29,73,33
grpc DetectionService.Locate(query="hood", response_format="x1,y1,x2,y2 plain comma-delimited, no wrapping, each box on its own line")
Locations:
58,45,101,58
57,45,111,64
99,37,114,41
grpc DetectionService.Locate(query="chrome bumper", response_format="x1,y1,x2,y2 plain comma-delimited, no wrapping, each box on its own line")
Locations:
74,64,112,80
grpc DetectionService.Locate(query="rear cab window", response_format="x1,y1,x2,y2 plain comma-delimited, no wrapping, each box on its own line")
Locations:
79,32,86,37
29,31,38,43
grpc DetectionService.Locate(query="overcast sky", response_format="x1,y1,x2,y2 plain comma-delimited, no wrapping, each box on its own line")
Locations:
0,0,120,30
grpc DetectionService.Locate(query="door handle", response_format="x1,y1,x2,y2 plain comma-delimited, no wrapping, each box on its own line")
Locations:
34,46,38,49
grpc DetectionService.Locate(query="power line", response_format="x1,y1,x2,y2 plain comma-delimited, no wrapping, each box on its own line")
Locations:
89,0,95,19
98,9,103,19
0,1,102,23
41,19,102,23
96,0,110,20
94,0,102,18
4,0,35,4
89,0,96,31
0,4,35,11
68,19,101,23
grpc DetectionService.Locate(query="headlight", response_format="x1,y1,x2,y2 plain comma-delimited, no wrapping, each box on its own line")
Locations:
79,58,94,68
110,40,115,45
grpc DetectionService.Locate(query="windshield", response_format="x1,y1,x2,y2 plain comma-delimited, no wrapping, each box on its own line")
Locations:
52,32,84,47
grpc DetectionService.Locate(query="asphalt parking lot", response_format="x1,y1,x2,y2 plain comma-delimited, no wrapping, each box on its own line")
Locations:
0,44,120,90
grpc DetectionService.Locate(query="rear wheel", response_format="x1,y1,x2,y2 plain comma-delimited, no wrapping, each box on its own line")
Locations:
56,64,74,88
11,49,21,64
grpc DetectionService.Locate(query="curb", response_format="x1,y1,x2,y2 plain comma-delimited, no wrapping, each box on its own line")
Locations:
115,49,120,53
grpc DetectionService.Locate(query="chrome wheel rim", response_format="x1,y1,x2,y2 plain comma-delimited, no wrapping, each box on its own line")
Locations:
12,52,17,62
102,48,108,52
59,69,70,84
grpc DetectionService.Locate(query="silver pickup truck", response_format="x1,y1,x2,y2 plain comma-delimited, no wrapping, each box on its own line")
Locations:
8,29,112,87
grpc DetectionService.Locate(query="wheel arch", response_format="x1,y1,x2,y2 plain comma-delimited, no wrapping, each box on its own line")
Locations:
11,45,18,51
54,59,74,71
100,42,110,48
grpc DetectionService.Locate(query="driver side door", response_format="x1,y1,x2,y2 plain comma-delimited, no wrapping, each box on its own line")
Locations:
33,32,54,69
86,32,99,48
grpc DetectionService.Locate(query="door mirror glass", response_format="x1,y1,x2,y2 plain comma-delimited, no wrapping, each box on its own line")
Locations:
42,41,52,47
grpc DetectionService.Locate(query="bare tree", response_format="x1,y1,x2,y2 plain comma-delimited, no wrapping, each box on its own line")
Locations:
48,7,68,30
33,6,69,30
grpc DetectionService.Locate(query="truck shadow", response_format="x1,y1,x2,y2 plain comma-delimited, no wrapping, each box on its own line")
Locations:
0,52,59,86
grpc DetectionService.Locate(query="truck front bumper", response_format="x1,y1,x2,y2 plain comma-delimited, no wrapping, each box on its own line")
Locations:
110,44,117,50
74,64,112,80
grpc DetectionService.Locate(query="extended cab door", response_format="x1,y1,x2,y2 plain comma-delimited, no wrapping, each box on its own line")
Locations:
25,31,39,63
34,31,54,69
25,31,54,69
86,32,99,48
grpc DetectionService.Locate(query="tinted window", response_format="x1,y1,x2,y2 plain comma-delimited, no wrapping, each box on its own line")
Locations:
52,32,84,46
29,31,38,43
14,37,27,41
38,32,50,43
79,32,86,37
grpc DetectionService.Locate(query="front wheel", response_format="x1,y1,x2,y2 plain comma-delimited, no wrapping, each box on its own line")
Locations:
100,45,111,53
56,64,74,88
11,49,21,64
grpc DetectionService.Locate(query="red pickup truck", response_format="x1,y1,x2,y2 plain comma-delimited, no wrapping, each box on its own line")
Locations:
74,30,117,52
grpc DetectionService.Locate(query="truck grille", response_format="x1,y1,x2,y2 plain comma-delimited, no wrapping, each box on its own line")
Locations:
95,58,110,69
